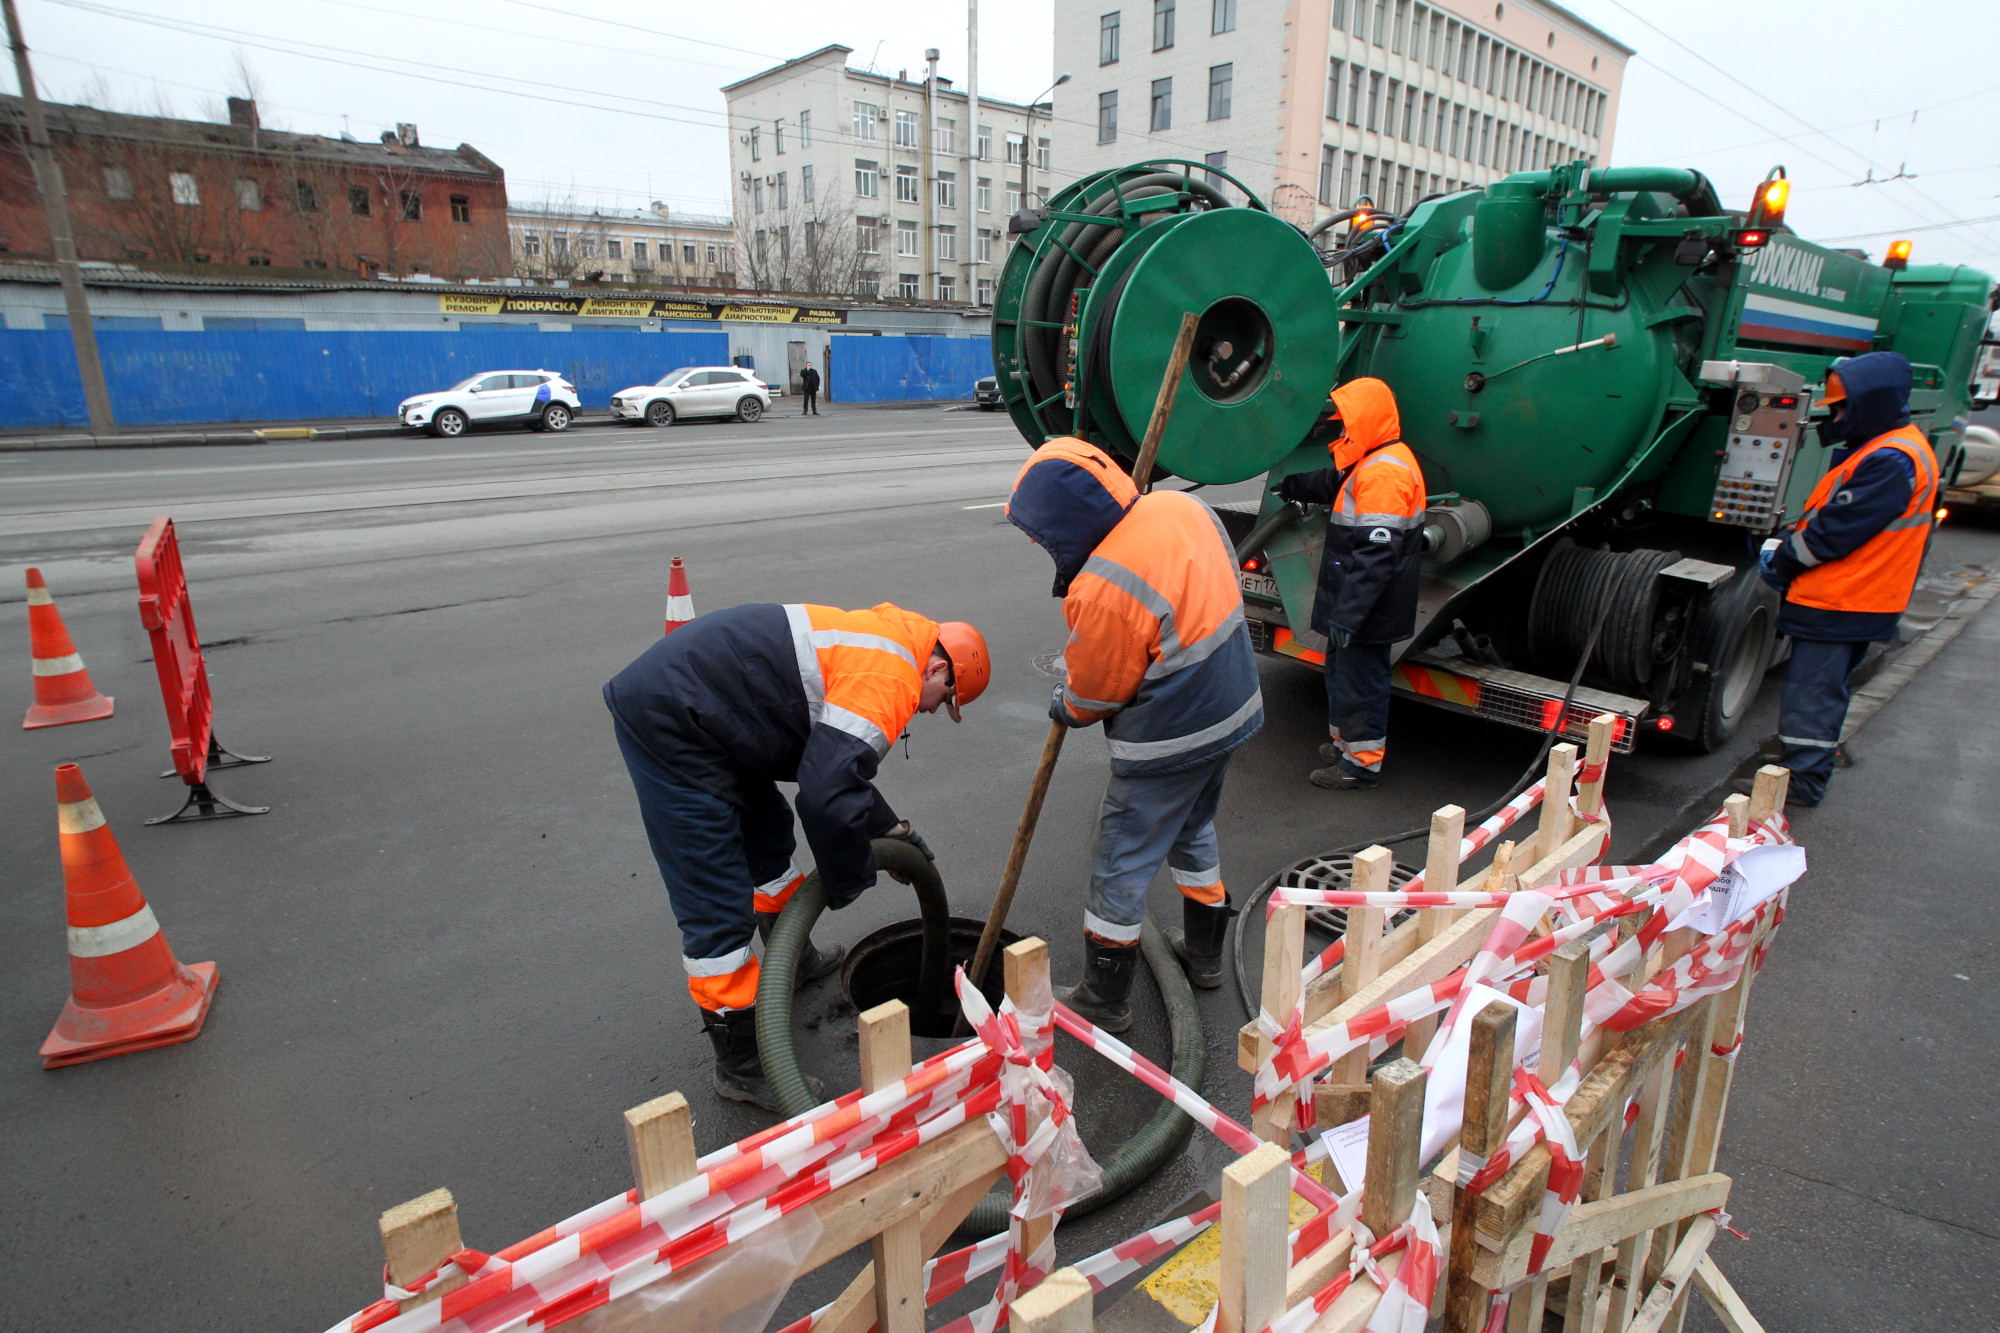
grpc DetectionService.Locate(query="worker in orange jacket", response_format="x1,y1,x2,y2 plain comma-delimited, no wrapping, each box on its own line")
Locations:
1275,377,1427,789
1758,351,1938,806
606,603,991,1109
1008,438,1264,1029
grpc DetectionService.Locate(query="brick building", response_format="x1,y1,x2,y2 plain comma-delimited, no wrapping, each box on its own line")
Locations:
0,96,511,278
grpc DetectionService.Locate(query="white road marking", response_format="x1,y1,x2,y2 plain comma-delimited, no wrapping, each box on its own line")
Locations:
962,502,1008,510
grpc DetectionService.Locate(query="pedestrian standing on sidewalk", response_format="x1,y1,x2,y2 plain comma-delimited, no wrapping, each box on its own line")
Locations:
1758,351,1938,807
800,361,821,416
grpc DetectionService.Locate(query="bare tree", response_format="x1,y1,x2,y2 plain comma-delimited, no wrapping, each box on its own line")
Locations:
737,196,869,298
512,192,610,281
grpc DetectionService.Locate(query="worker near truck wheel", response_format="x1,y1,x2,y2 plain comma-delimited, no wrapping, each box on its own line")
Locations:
1759,351,1938,807
1008,438,1264,1028
1274,377,1428,790
604,603,990,1109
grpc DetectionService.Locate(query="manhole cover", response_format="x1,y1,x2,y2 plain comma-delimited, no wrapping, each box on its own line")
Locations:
1032,649,1068,680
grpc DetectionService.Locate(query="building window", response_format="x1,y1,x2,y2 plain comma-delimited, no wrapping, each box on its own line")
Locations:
1333,0,1348,25
1208,64,1232,120
853,101,879,141
1098,90,1118,143
1386,80,1400,137
1213,0,1235,33
1006,186,1022,214
802,164,815,202
895,110,920,148
755,231,767,265
776,171,789,210
1450,104,1464,158
1154,0,1175,52
448,194,470,223
753,178,765,212
934,117,956,155
898,273,919,299
1395,164,1408,213
858,219,880,254
857,274,881,298
1373,0,1388,44
1427,12,1442,67
1150,77,1172,131
579,235,597,259
293,179,316,212
1402,85,1417,140
707,243,720,264
976,229,993,262
683,242,697,263
632,240,649,264
855,160,880,198
1326,60,1341,121
1006,131,1025,165
936,171,957,209
1342,151,1356,207
1366,72,1381,131
103,165,133,200
977,276,994,305
1318,145,1335,206
895,165,919,203
246,255,271,266
1204,149,1228,187
1392,0,1407,52
800,110,812,145
976,177,992,212
897,220,919,256
608,239,622,259
523,232,540,256
232,177,261,211
1421,94,1435,149
977,124,992,160
775,117,786,154
349,185,371,215
750,126,761,161
1100,10,1121,64
1359,156,1374,204
936,274,956,301
170,171,199,205
1038,138,1050,170
936,225,956,260
399,191,421,221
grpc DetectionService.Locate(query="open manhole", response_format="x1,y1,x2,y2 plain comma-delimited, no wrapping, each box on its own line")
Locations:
842,916,1021,1038
1273,852,1421,940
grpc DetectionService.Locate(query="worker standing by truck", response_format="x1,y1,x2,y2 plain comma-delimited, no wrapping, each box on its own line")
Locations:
1759,351,1938,806
1007,438,1263,1027
604,603,990,1108
1274,377,1427,790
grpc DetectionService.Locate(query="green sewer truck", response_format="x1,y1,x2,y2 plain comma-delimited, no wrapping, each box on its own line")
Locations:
990,160,1993,753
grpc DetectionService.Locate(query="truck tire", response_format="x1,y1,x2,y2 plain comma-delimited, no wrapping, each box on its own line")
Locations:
1666,569,1779,753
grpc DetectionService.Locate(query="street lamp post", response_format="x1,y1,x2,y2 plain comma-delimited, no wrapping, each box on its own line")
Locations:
1020,72,1070,212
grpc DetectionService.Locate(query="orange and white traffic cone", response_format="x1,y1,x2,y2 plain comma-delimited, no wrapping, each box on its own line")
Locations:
664,556,696,635
40,763,218,1069
22,568,114,729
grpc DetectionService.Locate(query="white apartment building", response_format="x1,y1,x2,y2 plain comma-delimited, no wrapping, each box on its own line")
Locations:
722,45,1059,304
1054,0,1629,226
508,203,736,289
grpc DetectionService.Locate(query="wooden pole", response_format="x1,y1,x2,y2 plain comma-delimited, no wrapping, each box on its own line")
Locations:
1444,1001,1516,1333
962,310,1200,1008
1218,1141,1292,1333
860,1001,925,1333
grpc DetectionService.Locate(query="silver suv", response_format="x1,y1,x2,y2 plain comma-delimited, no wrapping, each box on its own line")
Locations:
611,366,772,427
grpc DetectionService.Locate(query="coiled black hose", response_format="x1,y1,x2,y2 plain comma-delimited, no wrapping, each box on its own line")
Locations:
756,846,1208,1239
1528,540,1680,691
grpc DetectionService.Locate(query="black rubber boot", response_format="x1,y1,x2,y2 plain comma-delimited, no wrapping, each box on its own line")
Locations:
757,911,846,988
1056,937,1139,1034
1166,897,1236,989
702,1006,824,1111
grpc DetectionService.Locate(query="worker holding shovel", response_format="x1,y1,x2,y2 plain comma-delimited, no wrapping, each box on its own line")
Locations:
1005,437,1264,1030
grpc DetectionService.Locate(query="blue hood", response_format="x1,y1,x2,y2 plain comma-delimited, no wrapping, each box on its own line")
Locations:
1824,351,1913,448
1008,441,1138,597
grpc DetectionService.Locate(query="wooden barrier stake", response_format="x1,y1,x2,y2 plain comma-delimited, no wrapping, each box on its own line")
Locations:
1507,939,1592,1332
1576,713,1617,821
1723,792,1751,840
1253,903,1307,1143
624,1092,697,1200
380,1188,464,1312
859,1000,925,1333
1534,743,1579,864
1444,1001,1516,1333
1747,764,1790,826
1362,1057,1427,1237
1005,938,1063,1268
1014,1267,1096,1333
1219,1141,1292,1333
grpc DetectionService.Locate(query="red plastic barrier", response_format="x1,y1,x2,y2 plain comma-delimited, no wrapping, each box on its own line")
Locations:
135,518,270,823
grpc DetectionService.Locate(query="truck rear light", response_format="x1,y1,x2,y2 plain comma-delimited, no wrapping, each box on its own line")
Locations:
1734,229,1768,249
1654,715,1675,732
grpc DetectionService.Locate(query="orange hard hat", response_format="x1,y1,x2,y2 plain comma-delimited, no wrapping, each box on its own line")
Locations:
1821,370,1846,406
935,621,990,721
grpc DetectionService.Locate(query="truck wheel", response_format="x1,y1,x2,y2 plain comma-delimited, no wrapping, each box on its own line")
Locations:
1665,569,1779,752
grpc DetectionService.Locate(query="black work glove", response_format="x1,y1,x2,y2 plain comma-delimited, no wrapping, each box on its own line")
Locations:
1274,474,1305,504
1048,685,1080,728
879,820,934,885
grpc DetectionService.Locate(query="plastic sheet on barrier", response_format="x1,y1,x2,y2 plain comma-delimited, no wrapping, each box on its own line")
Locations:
135,516,215,785
571,1204,822,1333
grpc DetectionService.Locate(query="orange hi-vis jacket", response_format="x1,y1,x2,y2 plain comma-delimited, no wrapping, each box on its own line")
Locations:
1011,439,1264,776
1785,424,1938,616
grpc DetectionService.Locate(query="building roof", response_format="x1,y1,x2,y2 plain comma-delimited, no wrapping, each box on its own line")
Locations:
1531,0,1637,59
721,43,1049,112
0,95,505,178
506,203,734,231
720,44,853,95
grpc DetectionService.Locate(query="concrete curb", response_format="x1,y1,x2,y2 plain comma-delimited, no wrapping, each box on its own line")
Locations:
0,417,633,452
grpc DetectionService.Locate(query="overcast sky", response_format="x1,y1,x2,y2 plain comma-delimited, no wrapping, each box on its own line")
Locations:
10,0,1998,269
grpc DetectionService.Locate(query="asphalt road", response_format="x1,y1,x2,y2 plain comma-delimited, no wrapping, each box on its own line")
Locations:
1,405,1993,1330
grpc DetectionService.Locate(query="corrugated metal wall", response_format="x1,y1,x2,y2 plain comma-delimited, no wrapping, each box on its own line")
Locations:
828,335,992,403
0,328,729,428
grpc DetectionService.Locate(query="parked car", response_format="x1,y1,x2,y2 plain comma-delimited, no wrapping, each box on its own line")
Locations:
609,366,771,426
399,370,580,437
974,375,1002,409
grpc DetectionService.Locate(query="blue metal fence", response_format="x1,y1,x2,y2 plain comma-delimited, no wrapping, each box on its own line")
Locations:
829,335,991,403
0,328,730,428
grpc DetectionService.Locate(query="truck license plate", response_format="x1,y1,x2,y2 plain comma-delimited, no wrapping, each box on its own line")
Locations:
1239,571,1280,600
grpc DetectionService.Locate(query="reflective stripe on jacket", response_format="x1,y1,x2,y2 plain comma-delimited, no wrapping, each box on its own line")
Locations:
1061,490,1264,775
1786,424,1937,616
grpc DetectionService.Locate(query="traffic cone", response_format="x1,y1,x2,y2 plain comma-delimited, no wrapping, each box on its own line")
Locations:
22,567,114,729
663,556,696,635
40,763,218,1069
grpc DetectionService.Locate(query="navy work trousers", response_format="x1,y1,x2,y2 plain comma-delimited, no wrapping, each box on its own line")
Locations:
1086,752,1232,943
1777,638,1869,805
1324,640,1394,781
613,720,799,1009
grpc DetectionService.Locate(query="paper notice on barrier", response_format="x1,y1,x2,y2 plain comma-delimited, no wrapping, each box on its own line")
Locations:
1419,983,1543,1166
1666,844,1807,936
1319,1115,1373,1193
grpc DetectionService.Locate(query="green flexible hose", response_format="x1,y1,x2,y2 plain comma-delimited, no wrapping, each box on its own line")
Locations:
757,849,1209,1236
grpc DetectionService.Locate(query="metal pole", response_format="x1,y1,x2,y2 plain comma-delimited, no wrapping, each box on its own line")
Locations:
2,0,113,434
922,48,938,301
964,0,978,304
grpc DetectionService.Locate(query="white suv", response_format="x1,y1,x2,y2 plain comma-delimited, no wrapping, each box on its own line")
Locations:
399,370,581,437
610,366,771,427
